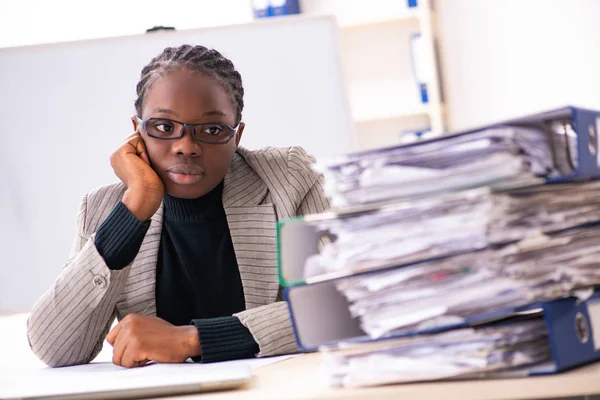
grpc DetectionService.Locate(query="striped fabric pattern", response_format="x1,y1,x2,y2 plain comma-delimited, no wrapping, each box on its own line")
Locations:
27,146,330,367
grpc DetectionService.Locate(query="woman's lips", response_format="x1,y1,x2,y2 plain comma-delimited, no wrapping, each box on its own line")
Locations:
167,165,204,185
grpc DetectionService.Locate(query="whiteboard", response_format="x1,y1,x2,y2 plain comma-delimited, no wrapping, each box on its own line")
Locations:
0,15,353,311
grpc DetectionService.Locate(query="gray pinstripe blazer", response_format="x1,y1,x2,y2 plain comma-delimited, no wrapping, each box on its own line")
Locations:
27,146,329,367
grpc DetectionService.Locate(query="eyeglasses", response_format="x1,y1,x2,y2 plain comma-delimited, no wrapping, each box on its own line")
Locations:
135,116,239,144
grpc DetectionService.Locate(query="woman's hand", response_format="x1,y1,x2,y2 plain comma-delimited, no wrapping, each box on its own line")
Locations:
106,314,201,368
110,133,165,221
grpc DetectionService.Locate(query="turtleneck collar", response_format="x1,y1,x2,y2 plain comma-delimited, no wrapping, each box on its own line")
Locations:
162,180,225,223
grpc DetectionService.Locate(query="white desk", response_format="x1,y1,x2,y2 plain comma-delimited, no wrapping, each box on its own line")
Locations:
3,313,600,400
161,352,600,400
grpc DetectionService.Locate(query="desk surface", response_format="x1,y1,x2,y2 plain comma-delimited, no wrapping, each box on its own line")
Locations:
174,353,600,400
3,313,600,400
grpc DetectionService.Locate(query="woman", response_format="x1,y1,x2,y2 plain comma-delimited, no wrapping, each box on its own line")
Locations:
27,44,329,368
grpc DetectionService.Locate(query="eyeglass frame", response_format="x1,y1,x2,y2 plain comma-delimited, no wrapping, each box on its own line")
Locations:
135,116,240,145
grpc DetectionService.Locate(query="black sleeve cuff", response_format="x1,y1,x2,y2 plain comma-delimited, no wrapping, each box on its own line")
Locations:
95,201,150,270
191,316,259,363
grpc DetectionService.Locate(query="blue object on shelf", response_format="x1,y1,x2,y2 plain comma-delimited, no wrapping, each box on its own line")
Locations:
419,83,429,103
270,0,301,16
253,0,301,19
253,0,271,18
410,33,430,104
407,0,418,7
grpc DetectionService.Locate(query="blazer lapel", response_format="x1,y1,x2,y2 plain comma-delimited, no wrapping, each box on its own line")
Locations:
116,203,164,318
223,151,280,310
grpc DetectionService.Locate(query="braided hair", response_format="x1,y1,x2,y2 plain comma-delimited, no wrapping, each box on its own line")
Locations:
134,45,244,124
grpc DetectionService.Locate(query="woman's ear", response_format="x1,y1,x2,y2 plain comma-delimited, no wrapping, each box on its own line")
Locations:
235,122,245,147
131,116,140,132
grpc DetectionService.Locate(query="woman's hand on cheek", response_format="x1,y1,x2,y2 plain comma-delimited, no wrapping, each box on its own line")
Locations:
110,133,165,221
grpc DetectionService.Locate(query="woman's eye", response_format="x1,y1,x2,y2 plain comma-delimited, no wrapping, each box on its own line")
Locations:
155,124,174,133
202,126,223,136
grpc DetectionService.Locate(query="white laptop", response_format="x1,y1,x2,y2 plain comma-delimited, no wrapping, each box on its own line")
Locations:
0,361,252,400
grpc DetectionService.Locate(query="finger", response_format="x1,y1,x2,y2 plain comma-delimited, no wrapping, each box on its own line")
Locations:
106,323,121,346
118,134,139,150
121,342,147,369
134,138,151,165
117,134,150,165
120,131,145,148
112,330,127,367
120,343,136,368
138,359,151,367
122,133,150,165
139,150,150,165
124,131,141,142
114,136,141,159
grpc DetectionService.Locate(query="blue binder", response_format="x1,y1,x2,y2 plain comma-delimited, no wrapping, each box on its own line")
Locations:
540,291,600,373
284,280,600,374
338,106,600,182
498,106,600,182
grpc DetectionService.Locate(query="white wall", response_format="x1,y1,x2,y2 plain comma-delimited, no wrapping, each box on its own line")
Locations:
436,0,600,131
0,0,253,48
0,16,351,312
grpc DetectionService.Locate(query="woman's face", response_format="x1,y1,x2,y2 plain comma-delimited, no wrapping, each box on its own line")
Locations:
134,67,244,199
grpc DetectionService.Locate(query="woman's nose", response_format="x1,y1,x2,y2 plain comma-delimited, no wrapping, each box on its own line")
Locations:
172,127,201,156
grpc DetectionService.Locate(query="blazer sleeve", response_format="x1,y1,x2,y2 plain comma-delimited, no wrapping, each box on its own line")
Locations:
26,191,130,367
233,169,330,357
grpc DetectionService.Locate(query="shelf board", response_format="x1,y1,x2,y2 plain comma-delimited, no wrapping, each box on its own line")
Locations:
338,9,420,29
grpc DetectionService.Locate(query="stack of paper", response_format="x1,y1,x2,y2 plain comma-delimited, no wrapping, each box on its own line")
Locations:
296,119,600,387
304,181,600,280
334,224,600,339
304,188,491,278
488,181,600,242
322,319,551,387
319,126,575,208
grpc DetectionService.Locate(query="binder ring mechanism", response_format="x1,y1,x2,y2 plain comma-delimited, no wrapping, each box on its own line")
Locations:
316,232,336,253
588,124,598,155
575,312,590,344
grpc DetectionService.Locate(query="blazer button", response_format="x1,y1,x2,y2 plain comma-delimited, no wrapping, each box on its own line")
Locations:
93,275,107,288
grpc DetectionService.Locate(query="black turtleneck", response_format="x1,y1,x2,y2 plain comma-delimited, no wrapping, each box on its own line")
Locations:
94,182,259,363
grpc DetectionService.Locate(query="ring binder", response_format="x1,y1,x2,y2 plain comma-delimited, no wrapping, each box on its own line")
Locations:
284,280,600,375
278,107,600,287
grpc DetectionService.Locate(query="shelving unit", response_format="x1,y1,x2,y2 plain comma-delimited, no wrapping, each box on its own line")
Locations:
300,0,445,151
